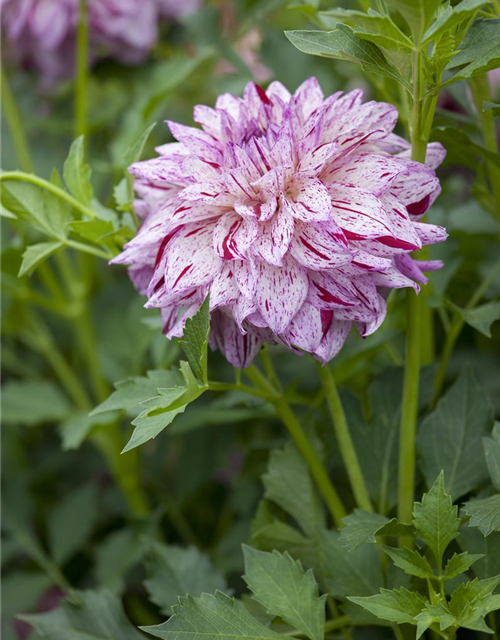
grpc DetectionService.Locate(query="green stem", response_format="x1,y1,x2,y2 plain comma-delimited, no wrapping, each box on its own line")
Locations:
317,363,373,513
75,0,89,139
432,258,500,405
1,65,33,173
274,397,347,527
0,172,96,219
468,73,500,228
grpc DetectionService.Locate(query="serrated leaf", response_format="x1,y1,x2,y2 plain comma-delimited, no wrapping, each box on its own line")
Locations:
463,495,500,536
384,0,440,41
142,591,293,640
444,19,500,83
179,296,210,384
459,301,500,338
63,136,93,206
20,589,145,640
285,25,406,86
444,552,484,580
418,368,493,500
48,483,98,565
348,587,428,625
242,546,325,640
339,509,389,551
449,576,500,631
422,0,489,43
484,423,500,491
414,602,455,639
319,529,383,599
144,540,228,616
19,241,63,277
263,441,325,539
91,370,182,416
413,472,460,566
383,547,434,579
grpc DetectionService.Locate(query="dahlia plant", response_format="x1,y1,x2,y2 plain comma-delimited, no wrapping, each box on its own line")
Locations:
1,1,500,640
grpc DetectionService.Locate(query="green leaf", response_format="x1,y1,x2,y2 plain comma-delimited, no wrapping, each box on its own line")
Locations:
339,509,389,552
179,296,210,384
375,518,415,539
422,0,489,44
58,412,117,451
449,576,500,631
444,552,485,580
348,587,428,625
458,527,500,579
242,546,326,640
484,423,500,491
319,529,383,599
460,301,500,338
445,19,500,83
20,589,145,640
1,379,70,426
383,547,434,579
414,602,455,639
67,219,115,244
284,25,406,86
90,370,182,416
19,241,63,277
417,368,493,500
63,136,93,207
413,472,461,566
122,123,157,169
263,440,325,538
463,495,500,536
144,540,228,616
48,483,98,565
142,592,293,640
384,0,440,41
250,520,317,574
483,101,500,117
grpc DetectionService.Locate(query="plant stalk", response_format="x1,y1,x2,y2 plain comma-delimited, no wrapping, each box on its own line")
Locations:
75,0,89,140
317,363,373,513
1,65,34,173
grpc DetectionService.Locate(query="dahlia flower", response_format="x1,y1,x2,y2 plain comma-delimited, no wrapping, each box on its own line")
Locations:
114,78,447,368
0,0,201,86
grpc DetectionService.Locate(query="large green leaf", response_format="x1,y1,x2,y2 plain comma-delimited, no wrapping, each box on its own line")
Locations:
142,592,294,640
179,296,210,384
463,495,500,536
20,590,145,640
445,19,500,83
417,368,493,500
422,0,489,43
384,0,440,41
484,423,500,491
413,472,461,567
63,136,93,207
243,546,326,640
262,440,325,538
144,540,228,616
459,528,500,578
285,25,406,86
339,509,389,552
1,379,70,426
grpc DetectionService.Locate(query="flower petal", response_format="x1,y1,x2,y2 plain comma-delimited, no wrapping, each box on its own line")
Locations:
213,212,258,260
282,174,332,222
289,220,351,270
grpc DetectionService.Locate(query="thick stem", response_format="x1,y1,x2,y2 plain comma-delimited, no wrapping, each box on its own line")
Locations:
1,65,33,173
75,0,89,139
274,397,347,527
317,363,373,513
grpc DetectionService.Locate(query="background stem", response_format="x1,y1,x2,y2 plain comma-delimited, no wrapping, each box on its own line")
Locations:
1,65,33,173
75,0,89,140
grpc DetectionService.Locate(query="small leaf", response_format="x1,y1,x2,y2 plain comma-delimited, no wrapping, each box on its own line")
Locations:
348,587,428,625
484,423,500,491
444,552,485,580
123,122,156,169
463,495,500,536
383,547,434,579
444,19,500,83
142,591,293,640
459,301,500,338
414,602,455,639
242,546,326,640
63,137,93,206
339,509,389,552
285,25,406,87
413,472,461,567
19,241,63,277
20,589,145,640
179,296,210,384
422,0,488,43
144,540,228,616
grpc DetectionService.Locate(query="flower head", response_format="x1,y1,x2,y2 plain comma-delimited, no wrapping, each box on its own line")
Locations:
114,78,447,368
1,0,201,87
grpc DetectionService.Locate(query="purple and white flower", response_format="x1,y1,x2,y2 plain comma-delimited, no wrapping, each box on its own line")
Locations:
0,0,201,87
114,78,447,368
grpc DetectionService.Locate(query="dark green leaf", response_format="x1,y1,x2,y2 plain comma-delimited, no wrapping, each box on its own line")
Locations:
445,19,500,83
484,423,500,490
179,296,210,384
413,472,461,566
459,301,500,338
339,509,389,552
418,368,493,500
458,527,500,578
422,0,488,44
1,379,70,426
463,495,500,536
63,137,93,207
242,546,325,640
414,602,455,639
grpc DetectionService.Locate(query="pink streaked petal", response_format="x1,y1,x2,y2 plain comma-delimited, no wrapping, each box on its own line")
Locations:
330,185,395,239
155,142,189,157
371,266,420,292
266,81,292,103
379,193,422,251
356,294,387,337
393,254,429,284
164,302,201,339
210,263,240,308
414,222,448,245
294,77,324,121
314,318,352,364
170,202,221,225
193,104,222,137
283,302,324,352
330,154,408,196
297,142,338,173
234,197,277,222
232,295,258,330
224,169,256,200
282,175,332,222
254,256,308,333
180,180,235,206
215,93,243,120
211,310,262,369
350,249,392,271
308,271,359,309
251,208,295,266
390,161,440,215
181,157,220,182
213,212,258,260
167,120,222,165
289,220,351,271
129,156,191,187
397,141,446,170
